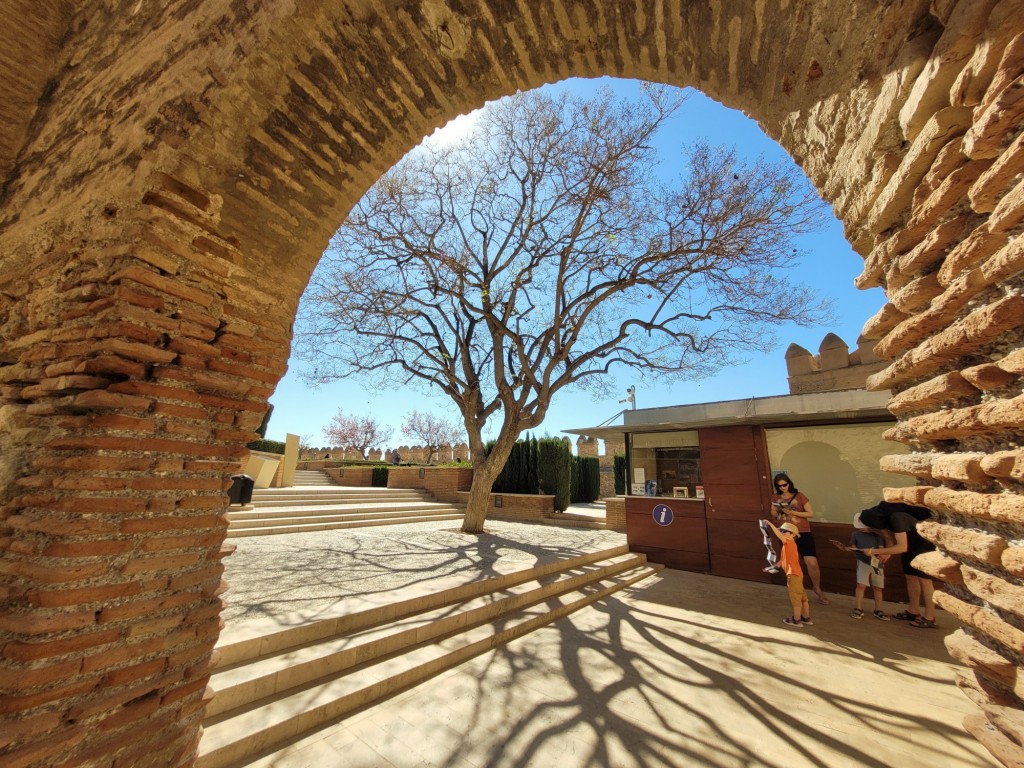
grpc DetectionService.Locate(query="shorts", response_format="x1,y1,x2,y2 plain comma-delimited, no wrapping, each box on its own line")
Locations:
795,531,817,558
856,559,884,589
787,574,807,609
902,533,936,579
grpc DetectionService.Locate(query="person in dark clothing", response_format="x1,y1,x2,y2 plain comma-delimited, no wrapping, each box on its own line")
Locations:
858,501,937,628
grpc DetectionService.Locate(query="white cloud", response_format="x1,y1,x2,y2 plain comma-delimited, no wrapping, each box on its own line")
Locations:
422,107,484,149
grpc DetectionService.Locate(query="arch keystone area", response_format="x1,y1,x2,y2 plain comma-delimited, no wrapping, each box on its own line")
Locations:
1,2,1022,766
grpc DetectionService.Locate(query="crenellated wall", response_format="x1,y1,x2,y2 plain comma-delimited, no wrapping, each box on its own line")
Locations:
0,2,1022,766
785,333,888,394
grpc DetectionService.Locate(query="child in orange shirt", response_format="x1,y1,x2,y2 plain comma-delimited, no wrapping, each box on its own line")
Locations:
765,520,811,627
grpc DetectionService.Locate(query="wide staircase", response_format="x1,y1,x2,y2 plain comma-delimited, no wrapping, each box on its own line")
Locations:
291,468,341,486
198,544,661,768
542,500,609,529
226,469,465,537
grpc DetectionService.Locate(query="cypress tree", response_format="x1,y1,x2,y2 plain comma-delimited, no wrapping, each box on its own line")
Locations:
613,454,627,494
538,438,571,511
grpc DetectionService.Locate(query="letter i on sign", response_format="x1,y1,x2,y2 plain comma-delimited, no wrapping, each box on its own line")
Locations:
653,504,674,527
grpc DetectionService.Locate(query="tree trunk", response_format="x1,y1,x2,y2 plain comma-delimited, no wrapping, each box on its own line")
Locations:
461,433,517,533
462,467,499,533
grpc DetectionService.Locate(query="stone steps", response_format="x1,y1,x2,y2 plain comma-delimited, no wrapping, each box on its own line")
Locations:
228,483,465,537
198,546,661,768
230,500,458,522
225,510,465,537
290,469,337,486
541,510,608,529
250,489,429,507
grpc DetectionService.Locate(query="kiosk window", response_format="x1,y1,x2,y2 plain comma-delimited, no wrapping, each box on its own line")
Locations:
656,447,701,497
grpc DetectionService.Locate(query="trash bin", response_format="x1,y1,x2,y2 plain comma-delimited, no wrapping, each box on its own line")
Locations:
228,474,254,505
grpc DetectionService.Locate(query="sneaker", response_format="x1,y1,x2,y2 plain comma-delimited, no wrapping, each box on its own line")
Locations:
873,610,890,621
783,617,803,627
801,616,813,626
762,566,780,574
850,609,864,619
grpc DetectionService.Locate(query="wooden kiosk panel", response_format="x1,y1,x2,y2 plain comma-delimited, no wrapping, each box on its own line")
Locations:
698,425,772,520
706,518,770,559
625,496,708,570
698,426,775,579
710,554,785,584
631,545,710,573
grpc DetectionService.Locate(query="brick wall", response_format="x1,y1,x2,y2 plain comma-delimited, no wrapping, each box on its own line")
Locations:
603,497,627,533
327,466,374,486
0,2,1021,767
456,491,555,522
386,466,474,503
577,435,625,499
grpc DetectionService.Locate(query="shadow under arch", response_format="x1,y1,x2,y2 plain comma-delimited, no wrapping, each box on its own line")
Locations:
777,441,861,521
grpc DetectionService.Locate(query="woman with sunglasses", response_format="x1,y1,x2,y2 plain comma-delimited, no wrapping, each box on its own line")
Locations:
771,473,828,605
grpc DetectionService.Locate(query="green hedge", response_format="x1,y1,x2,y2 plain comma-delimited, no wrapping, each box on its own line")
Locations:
613,454,627,495
571,455,601,503
247,438,286,454
486,435,539,494
538,438,571,512
485,435,582,510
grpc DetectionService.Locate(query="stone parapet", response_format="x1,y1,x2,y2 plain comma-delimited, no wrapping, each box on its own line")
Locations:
786,335,889,394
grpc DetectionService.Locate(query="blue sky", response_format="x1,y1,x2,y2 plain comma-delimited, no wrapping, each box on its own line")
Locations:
265,77,886,449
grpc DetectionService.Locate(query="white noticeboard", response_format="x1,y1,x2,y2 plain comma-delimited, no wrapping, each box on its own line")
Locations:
633,468,645,483
630,483,646,495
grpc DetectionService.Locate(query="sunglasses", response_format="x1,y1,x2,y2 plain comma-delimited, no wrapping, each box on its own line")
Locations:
775,482,789,488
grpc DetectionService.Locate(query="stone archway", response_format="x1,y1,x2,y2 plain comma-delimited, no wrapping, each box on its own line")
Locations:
1,2,1022,766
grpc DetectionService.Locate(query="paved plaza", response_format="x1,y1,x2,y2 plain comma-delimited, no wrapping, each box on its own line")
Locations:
220,520,996,768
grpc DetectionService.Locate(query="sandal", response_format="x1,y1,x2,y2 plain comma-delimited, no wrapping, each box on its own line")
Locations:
909,617,937,628
815,593,830,605
873,610,890,621
850,609,864,619
893,611,920,621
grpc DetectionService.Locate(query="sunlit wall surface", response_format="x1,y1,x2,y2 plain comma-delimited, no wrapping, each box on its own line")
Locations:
766,423,914,523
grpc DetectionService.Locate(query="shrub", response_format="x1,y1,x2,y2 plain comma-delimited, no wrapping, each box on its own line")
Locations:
487,435,538,494
247,438,286,454
538,438,571,512
613,454,627,495
572,455,601,503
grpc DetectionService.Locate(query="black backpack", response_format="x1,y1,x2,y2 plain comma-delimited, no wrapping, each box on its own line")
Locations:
859,500,932,528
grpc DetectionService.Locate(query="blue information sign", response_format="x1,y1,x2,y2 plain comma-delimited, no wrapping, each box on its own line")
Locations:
652,503,674,527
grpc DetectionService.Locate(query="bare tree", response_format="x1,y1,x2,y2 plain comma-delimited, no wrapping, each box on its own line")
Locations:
299,85,827,532
402,410,464,464
322,410,393,460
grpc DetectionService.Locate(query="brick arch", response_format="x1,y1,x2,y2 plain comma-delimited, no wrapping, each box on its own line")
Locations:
0,2,1022,766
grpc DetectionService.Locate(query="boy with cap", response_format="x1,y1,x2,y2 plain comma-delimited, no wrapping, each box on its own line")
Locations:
832,513,890,620
764,519,811,627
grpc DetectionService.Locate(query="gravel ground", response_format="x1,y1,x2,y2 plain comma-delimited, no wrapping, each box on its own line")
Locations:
220,520,626,629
